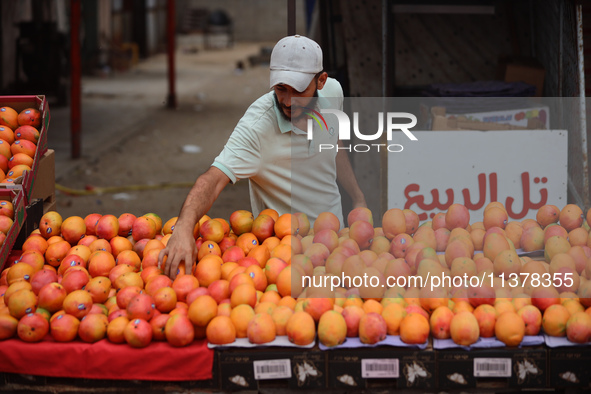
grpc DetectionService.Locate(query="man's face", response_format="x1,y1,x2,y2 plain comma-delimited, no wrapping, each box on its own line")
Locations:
273,76,322,122
274,89,318,122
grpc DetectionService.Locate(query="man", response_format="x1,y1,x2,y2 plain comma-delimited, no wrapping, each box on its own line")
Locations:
159,35,366,279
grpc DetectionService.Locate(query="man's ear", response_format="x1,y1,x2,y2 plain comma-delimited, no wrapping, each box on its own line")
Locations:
316,72,328,90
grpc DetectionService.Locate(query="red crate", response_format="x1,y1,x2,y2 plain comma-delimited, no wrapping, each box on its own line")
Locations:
0,95,50,205
0,186,26,270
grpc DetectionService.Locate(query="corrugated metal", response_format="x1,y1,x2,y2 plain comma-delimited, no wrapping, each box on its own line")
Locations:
532,0,589,209
393,3,532,87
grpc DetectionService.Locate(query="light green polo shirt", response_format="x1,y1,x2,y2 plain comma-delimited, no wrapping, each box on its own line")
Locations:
212,77,344,227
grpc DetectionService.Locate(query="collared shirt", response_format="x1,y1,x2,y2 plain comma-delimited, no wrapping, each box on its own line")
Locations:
212,77,344,227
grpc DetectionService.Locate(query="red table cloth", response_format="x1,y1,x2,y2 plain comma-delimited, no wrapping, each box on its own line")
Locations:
0,335,214,381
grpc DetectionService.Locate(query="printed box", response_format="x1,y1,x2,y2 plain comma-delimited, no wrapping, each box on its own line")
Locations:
327,346,436,390
437,347,547,390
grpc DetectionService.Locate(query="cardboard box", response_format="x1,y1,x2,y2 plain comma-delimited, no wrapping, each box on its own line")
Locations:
0,96,50,205
429,105,549,131
548,347,591,388
502,57,546,97
30,149,55,205
437,347,547,390
218,348,326,391
0,186,26,271
327,347,436,390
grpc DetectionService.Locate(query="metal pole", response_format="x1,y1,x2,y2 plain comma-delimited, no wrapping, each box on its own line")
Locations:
576,4,589,208
70,0,81,159
288,0,296,35
166,0,177,109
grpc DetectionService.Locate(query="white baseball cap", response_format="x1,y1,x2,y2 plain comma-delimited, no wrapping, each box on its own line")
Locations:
269,35,323,93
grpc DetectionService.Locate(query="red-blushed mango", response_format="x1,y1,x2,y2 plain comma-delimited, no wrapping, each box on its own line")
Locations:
78,313,108,343
482,232,511,262
14,125,39,145
429,305,454,339
400,312,430,344
314,211,340,234
149,314,169,341
0,125,14,145
286,311,315,346
445,204,470,230
318,310,347,347
17,312,48,342
8,153,33,170
230,304,255,338
542,304,570,337
382,208,406,240
450,311,479,346
537,205,561,228
271,305,293,336
132,216,157,242
347,207,373,227
124,318,153,348
247,313,276,344
566,311,591,343
483,206,508,230
207,315,236,345
495,311,525,347
106,315,130,343
50,313,80,342
342,305,365,337
493,249,521,277
517,304,543,336
8,288,37,319
359,312,387,344
96,214,119,241
17,108,41,128
165,314,194,347
230,210,254,236
504,222,523,249
0,107,18,129
10,139,36,158
348,220,374,250
559,204,584,232
251,215,274,243
473,304,497,338
545,235,571,263
294,212,310,237
39,211,63,239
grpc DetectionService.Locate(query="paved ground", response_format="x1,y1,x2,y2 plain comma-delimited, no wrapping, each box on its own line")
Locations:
49,41,275,224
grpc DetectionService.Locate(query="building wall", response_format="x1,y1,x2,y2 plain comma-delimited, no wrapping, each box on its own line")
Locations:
179,0,308,41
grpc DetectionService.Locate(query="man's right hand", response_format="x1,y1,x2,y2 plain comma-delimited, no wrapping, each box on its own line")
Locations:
158,226,196,280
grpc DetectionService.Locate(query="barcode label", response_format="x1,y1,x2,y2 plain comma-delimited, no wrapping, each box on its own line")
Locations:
253,359,291,380
474,358,511,377
361,358,399,378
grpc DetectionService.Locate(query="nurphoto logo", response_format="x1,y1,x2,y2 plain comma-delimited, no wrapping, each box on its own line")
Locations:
306,109,419,152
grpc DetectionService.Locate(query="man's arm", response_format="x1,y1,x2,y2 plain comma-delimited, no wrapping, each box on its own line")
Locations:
158,166,230,279
335,139,367,209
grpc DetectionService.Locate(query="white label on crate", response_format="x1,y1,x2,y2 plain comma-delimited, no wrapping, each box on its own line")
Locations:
473,358,511,377
361,358,399,378
253,359,292,380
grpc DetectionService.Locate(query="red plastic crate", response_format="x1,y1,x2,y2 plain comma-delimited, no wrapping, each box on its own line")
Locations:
0,95,50,205
0,186,26,270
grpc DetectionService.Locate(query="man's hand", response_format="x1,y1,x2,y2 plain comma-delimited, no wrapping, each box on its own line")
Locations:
158,226,196,280
157,166,231,280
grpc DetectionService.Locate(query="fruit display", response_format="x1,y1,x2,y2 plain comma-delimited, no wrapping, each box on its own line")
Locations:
2,202,591,351
0,106,42,184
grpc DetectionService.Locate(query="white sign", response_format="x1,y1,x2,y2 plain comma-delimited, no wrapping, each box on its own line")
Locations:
361,358,399,378
474,358,512,377
387,130,567,223
253,359,291,380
